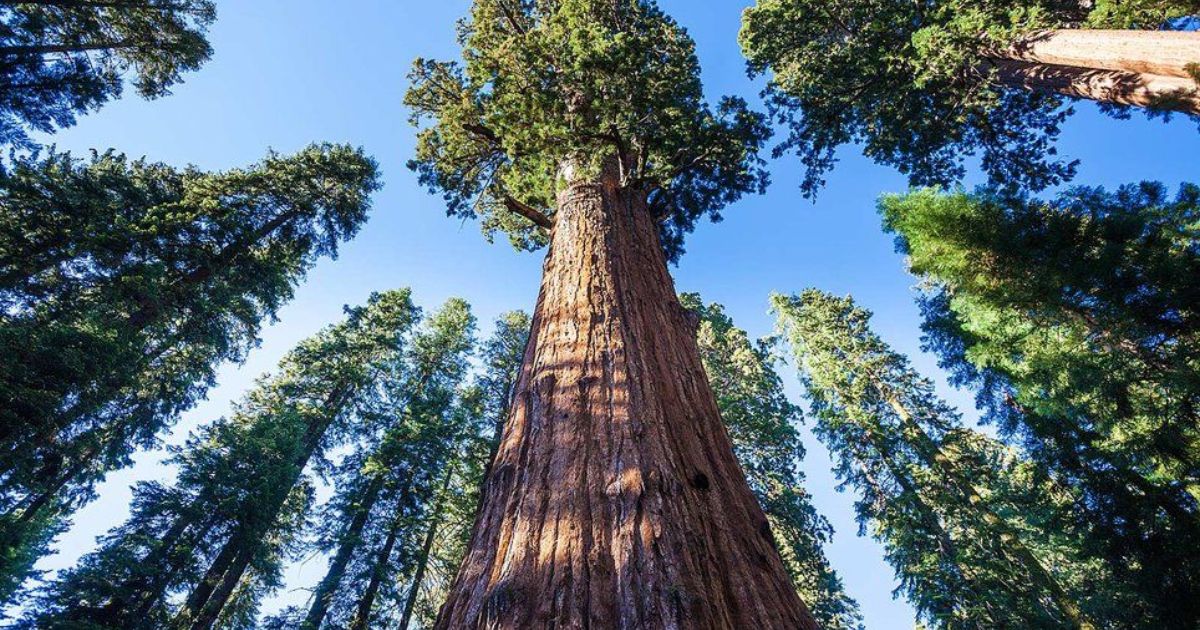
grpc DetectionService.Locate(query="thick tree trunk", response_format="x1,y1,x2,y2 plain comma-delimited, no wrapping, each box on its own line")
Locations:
434,160,817,629
987,29,1200,114
992,59,1200,114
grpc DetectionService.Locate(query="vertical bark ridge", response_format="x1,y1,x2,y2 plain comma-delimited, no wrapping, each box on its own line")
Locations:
434,165,818,629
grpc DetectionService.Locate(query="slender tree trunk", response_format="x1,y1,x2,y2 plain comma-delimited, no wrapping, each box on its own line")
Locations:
177,532,240,627
847,441,978,621
86,509,198,625
188,542,255,630
434,159,818,629
348,513,403,630
399,468,455,629
883,397,1094,630
177,393,342,628
129,513,221,622
986,29,1200,114
301,476,385,630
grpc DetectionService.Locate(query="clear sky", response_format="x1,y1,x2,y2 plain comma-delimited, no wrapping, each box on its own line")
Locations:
12,1,1200,627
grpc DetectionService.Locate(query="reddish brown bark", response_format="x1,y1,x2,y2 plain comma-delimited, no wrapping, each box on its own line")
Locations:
434,161,818,629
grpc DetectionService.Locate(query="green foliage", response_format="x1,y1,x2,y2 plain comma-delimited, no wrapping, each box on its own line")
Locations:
22,290,421,629
401,311,529,628
288,298,478,630
0,1,216,146
681,293,862,630
739,0,1198,196
0,144,380,592
882,184,1200,625
405,0,770,262
773,290,1128,629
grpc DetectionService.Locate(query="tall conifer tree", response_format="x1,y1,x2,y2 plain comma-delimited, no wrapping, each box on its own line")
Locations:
881,184,1200,625
406,1,819,626
0,145,380,599
280,299,477,630
774,290,1128,629
23,290,420,629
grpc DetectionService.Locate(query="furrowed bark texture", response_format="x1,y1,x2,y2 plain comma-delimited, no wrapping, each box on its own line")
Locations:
434,166,818,629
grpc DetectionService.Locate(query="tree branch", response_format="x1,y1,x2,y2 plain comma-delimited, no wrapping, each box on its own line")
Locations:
495,0,527,34
463,122,501,145
504,196,553,230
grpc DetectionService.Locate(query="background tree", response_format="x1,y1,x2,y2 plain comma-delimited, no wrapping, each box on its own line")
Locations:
406,1,821,627
0,0,216,146
391,310,532,629
681,293,862,630
739,0,1200,196
280,299,476,630
21,289,420,630
0,144,380,601
882,184,1200,625
774,289,1131,629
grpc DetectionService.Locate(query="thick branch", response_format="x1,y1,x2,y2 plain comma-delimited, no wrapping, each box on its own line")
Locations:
504,196,553,229
0,0,197,10
0,41,143,56
462,122,500,145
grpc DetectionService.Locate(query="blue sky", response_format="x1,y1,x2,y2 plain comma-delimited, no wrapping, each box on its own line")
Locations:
12,1,1200,627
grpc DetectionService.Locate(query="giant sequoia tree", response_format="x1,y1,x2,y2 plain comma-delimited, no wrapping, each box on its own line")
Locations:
0,144,380,605
881,184,1200,625
740,0,1200,195
24,290,422,630
773,290,1135,629
0,0,216,145
404,1,821,626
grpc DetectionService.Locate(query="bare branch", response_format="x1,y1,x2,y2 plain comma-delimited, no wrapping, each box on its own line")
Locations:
504,196,553,230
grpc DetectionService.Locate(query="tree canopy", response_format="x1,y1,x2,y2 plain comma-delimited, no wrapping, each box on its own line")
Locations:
882,184,1200,625
405,0,771,262
0,143,380,603
0,0,216,146
739,0,1199,196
